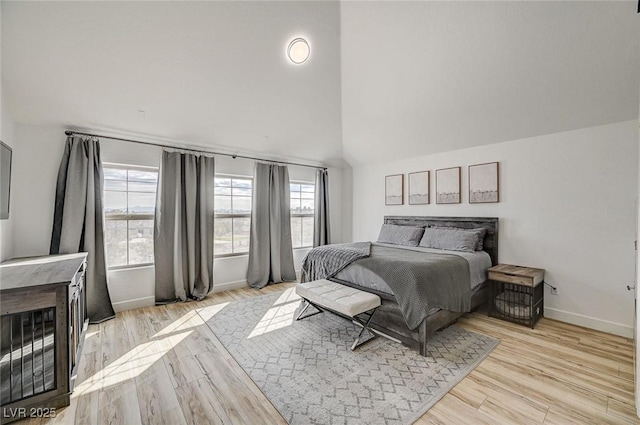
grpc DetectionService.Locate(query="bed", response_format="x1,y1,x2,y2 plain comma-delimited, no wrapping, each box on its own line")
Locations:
303,216,499,356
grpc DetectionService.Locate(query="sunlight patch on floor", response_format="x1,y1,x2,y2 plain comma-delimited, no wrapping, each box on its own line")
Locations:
273,287,300,306
76,312,195,394
197,302,230,322
247,288,301,339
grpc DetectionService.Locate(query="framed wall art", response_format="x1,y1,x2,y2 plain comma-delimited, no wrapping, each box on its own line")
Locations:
408,171,430,205
469,162,499,203
385,174,404,205
0,141,12,219
436,167,461,204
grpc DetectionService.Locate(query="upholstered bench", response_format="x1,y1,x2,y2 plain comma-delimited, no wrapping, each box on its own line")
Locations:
295,279,382,350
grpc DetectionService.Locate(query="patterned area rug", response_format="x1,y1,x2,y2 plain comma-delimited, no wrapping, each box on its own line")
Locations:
201,288,499,425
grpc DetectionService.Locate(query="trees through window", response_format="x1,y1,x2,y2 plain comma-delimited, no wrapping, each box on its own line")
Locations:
103,168,317,265
103,165,158,268
290,182,315,248
214,176,252,256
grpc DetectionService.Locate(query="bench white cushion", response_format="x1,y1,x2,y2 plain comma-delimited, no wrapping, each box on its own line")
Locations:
296,279,381,317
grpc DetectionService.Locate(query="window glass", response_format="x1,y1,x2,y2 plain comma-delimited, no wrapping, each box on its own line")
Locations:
104,168,127,180
128,220,154,264
233,196,252,214
302,216,314,247
215,186,231,196
104,191,127,214
215,196,232,213
290,181,315,249
301,198,314,213
104,166,158,267
105,220,128,267
233,217,251,253
214,176,253,256
104,179,126,192
291,217,302,249
128,181,156,193
214,217,233,255
128,192,155,214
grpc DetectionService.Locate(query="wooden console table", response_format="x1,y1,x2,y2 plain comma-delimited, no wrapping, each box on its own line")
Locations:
0,253,88,424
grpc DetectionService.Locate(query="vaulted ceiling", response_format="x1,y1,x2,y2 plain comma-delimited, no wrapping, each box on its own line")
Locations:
2,1,343,165
340,1,640,165
2,1,639,168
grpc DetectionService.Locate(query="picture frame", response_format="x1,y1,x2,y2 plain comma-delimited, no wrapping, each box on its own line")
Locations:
469,162,499,203
408,171,430,205
0,141,12,220
385,174,404,205
436,167,461,204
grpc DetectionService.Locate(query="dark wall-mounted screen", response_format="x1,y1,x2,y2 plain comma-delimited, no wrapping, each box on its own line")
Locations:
0,141,12,220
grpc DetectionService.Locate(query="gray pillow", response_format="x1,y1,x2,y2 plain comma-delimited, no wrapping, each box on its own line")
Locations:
377,224,425,247
419,227,479,252
473,228,487,251
433,226,487,251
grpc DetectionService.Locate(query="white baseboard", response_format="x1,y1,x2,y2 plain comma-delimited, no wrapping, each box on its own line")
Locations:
211,280,249,293
544,307,633,338
211,270,302,293
112,296,155,312
112,271,303,312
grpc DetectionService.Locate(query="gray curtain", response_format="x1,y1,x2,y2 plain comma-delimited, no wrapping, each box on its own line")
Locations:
313,168,331,247
246,162,296,288
50,136,115,324
154,150,215,303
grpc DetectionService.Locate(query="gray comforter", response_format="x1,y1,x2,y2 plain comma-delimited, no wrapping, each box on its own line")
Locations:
301,243,471,330
300,242,371,283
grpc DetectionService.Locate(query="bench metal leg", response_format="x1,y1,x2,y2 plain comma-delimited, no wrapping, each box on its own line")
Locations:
296,300,396,352
352,319,402,345
351,308,378,350
295,299,324,321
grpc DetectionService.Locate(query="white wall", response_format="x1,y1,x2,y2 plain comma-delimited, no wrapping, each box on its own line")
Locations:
635,116,640,416
0,98,15,262
351,120,638,337
10,123,348,311
0,1,16,262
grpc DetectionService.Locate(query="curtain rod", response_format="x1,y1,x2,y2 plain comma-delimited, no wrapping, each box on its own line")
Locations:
64,130,327,171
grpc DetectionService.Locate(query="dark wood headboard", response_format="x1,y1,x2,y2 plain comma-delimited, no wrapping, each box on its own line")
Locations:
384,216,499,266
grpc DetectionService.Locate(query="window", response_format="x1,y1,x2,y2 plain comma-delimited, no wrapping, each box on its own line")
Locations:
103,165,158,268
214,176,252,256
290,182,314,248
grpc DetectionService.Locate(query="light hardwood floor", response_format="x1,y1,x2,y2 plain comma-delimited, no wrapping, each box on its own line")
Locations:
19,283,639,424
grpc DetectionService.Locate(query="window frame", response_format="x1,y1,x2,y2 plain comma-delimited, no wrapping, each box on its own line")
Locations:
103,163,158,270
214,174,253,258
290,180,315,250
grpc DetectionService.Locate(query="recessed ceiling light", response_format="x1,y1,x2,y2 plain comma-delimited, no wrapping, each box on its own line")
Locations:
287,38,310,64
